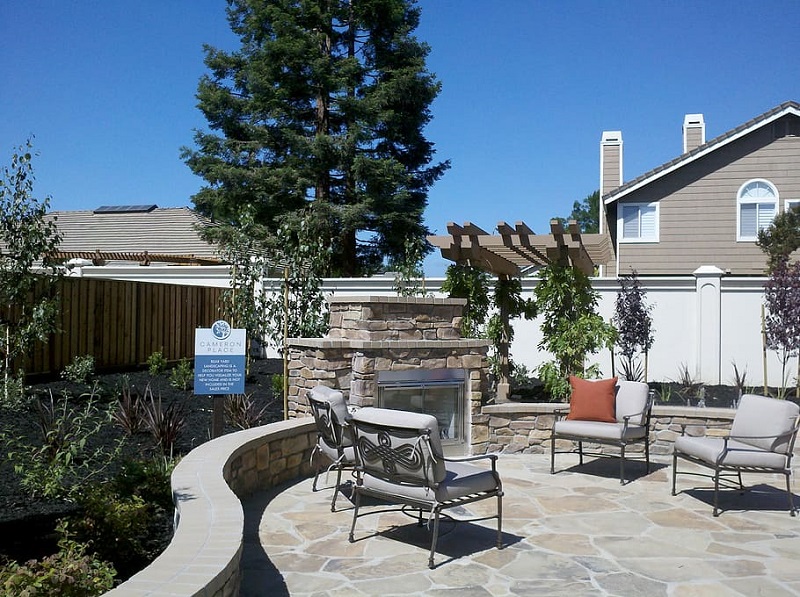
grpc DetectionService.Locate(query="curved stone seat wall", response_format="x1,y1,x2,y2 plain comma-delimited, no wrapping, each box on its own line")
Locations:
104,418,316,597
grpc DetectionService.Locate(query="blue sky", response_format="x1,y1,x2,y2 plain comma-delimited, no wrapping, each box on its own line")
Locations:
2,1,799,276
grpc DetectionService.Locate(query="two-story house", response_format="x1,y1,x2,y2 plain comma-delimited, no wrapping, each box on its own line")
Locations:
599,101,800,276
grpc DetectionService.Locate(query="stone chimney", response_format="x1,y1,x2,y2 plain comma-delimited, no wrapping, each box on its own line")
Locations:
600,131,623,197
683,113,705,153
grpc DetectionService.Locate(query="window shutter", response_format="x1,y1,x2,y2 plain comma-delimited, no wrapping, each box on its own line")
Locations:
622,205,640,238
740,203,757,238
640,205,657,238
757,202,775,231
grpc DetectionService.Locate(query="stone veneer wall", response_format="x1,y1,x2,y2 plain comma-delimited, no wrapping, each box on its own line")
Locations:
286,296,491,452
478,403,739,455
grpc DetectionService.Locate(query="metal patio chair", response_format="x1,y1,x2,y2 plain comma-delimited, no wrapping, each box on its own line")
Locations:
348,407,503,568
672,393,800,516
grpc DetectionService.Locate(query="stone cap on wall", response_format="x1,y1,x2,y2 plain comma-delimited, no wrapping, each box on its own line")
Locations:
287,338,491,349
327,295,467,306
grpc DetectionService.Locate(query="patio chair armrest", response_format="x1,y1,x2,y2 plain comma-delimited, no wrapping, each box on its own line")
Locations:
552,406,569,420
444,453,499,465
676,420,731,436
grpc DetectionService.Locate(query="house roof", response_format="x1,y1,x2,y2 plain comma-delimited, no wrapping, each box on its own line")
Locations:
47,206,224,265
603,100,800,205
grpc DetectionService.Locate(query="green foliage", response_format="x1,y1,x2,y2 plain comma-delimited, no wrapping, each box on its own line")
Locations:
112,375,144,435
113,455,176,512
4,392,124,499
557,190,600,234
214,209,330,353
673,363,703,405
183,0,448,276
0,374,26,410
169,358,193,391
534,264,617,400
225,393,273,430
392,236,430,297
0,521,116,596
757,203,800,273
61,354,95,385
271,374,284,397
146,350,167,376
0,140,62,404
441,264,491,338
141,385,188,457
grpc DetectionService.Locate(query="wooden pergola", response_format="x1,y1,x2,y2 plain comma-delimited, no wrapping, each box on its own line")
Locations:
428,219,614,401
427,219,613,277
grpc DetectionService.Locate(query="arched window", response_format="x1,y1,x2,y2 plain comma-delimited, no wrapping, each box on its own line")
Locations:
737,179,778,241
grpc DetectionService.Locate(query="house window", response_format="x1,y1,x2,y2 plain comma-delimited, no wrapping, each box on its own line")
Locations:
737,179,778,241
619,202,658,242
787,199,800,213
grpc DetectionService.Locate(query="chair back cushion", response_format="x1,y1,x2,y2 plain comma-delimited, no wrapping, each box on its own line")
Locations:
350,407,447,486
731,394,800,454
308,385,352,447
566,376,617,422
615,380,650,426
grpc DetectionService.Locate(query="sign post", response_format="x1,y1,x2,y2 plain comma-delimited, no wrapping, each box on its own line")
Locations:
194,320,246,439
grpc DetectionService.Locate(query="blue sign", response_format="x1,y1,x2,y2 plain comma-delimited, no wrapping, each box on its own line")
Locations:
194,320,246,395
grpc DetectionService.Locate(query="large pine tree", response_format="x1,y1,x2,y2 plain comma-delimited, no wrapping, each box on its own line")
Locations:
183,0,448,276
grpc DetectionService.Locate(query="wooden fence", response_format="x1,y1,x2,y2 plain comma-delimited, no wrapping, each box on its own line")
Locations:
11,277,225,378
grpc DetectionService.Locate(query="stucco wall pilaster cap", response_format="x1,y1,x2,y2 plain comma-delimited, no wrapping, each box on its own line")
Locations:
693,265,725,277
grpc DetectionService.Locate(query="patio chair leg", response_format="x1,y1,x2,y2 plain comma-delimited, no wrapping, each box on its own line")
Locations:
737,470,744,491
619,444,626,485
645,437,651,472
330,466,343,512
550,434,555,474
786,473,797,516
311,446,321,492
348,489,361,542
671,452,678,496
578,441,583,465
496,493,503,550
713,469,721,517
429,508,440,569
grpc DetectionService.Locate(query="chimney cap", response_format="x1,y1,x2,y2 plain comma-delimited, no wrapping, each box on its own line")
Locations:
601,130,623,144
683,113,705,126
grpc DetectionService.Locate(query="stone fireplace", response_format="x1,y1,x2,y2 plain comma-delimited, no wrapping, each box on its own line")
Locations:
286,295,491,455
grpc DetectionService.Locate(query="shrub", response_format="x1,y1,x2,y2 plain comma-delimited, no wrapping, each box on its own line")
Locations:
113,376,144,435
169,358,193,391
4,392,125,499
146,350,168,376
141,385,187,456
271,373,284,397
61,355,96,385
225,393,272,430
0,520,116,596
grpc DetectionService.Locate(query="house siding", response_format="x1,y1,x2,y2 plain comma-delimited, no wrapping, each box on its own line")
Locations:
616,120,800,275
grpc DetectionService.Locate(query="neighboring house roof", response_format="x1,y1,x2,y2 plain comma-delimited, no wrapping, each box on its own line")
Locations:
603,100,800,205
48,205,223,265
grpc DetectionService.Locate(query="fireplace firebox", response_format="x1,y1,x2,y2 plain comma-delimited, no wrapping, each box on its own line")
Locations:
376,369,466,455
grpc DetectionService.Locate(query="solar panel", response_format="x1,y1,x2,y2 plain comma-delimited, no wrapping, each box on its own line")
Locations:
93,204,157,214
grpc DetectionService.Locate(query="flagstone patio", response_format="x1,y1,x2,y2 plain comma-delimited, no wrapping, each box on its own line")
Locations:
239,454,800,596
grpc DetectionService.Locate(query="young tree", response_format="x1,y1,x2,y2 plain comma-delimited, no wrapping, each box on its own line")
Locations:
183,0,449,276
612,270,655,381
763,257,800,399
534,264,617,400
757,203,800,273
0,141,62,404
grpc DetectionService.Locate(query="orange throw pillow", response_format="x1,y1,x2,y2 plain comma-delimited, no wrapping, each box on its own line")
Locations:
566,376,618,422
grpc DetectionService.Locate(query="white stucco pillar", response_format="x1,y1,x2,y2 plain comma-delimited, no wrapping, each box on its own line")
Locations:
693,266,724,385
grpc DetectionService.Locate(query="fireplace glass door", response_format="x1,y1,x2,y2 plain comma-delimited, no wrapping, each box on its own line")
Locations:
376,369,465,455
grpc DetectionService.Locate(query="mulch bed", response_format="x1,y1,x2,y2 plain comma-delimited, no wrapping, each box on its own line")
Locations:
0,357,284,565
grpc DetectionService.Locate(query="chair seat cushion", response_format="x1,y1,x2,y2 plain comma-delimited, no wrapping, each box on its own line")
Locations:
674,435,789,469
361,461,499,504
554,419,646,442
319,440,356,463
